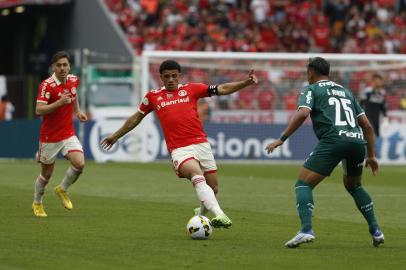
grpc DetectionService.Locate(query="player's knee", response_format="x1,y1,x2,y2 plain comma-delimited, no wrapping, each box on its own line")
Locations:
343,176,362,193
344,183,361,194
72,161,85,172
41,168,53,180
183,172,193,179
41,173,51,182
186,170,203,180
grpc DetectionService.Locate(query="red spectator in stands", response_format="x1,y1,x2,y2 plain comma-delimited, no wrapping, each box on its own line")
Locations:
311,15,330,52
104,0,406,56
237,89,256,110
257,82,277,110
260,23,276,47
282,89,298,111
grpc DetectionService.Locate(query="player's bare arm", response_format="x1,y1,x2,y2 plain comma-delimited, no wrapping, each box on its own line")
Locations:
100,111,145,150
217,70,258,95
265,107,310,154
73,98,87,122
358,114,379,175
36,92,72,116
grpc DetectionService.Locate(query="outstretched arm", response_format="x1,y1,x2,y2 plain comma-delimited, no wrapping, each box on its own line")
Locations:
265,107,311,154
217,70,258,95
100,111,146,150
358,114,379,175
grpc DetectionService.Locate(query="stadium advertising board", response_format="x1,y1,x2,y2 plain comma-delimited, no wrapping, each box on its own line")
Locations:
85,119,317,162
211,110,406,124
84,119,406,164
1,119,405,164
87,117,159,162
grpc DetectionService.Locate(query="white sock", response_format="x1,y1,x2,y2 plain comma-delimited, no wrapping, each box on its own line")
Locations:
60,166,82,191
191,175,224,216
34,175,49,203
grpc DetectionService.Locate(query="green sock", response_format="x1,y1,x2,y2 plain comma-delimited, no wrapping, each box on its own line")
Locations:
295,180,314,233
346,186,379,234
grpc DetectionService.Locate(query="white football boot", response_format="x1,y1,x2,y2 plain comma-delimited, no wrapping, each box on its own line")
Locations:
285,231,315,248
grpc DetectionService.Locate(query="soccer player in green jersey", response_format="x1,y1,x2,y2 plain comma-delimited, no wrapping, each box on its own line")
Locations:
266,57,384,248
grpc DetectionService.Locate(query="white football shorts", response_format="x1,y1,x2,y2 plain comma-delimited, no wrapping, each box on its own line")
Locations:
37,136,83,164
171,142,217,177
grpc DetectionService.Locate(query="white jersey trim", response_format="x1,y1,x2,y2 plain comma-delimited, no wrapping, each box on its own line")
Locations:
36,100,48,104
357,112,366,117
51,73,61,85
160,84,183,90
298,105,312,111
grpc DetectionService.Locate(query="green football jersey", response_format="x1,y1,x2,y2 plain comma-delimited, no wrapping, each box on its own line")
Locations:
297,79,366,144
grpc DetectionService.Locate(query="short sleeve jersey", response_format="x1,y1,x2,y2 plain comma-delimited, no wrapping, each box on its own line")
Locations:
359,86,387,122
36,73,80,142
138,83,210,152
297,80,366,144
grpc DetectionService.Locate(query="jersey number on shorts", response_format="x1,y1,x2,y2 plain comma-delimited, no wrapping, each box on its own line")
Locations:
328,97,355,127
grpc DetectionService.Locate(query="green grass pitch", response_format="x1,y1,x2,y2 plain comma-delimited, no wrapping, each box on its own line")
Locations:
1,160,405,270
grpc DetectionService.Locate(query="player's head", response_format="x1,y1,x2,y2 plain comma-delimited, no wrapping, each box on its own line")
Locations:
307,57,330,84
372,73,384,89
51,51,71,83
159,60,181,91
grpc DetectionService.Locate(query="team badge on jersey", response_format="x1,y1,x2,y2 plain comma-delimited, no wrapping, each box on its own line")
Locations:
178,90,187,97
45,92,50,99
143,97,149,105
71,87,77,95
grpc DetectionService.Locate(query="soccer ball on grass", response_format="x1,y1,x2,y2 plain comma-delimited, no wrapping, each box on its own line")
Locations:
186,215,213,240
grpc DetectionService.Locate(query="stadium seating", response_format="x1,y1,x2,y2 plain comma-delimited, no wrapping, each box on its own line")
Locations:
104,0,406,111
104,0,406,55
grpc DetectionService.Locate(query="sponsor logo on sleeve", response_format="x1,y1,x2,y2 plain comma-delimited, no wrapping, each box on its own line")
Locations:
40,86,47,98
306,91,312,104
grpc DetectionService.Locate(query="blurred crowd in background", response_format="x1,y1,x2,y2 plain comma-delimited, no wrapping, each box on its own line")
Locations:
100,0,406,114
105,0,406,54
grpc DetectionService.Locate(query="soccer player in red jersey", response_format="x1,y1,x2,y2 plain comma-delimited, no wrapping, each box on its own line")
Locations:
32,51,88,217
101,60,258,228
